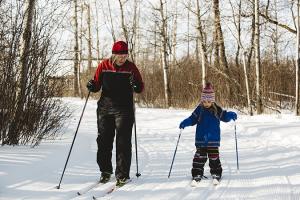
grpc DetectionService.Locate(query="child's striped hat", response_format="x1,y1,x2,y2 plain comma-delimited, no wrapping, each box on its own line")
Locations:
201,82,215,102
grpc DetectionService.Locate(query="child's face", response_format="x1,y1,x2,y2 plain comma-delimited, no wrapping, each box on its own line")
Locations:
202,100,213,108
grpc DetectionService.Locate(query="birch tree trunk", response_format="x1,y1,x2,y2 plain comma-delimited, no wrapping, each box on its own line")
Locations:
187,1,190,57
230,0,252,115
273,1,279,67
7,0,36,144
95,0,100,61
159,0,171,107
213,21,220,68
118,0,128,42
154,21,158,63
73,0,80,97
255,0,263,114
195,0,208,87
296,0,300,115
171,0,178,67
118,0,139,63
86,3,92,73
247,12,255,72
107,0,116,42
213,0,228,69
242,51,253,115
235,0,242,68
131,0,139,62
79,4,84,98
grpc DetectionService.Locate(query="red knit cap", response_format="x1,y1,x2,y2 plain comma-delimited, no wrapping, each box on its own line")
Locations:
112,41,128,54
201,82,215,102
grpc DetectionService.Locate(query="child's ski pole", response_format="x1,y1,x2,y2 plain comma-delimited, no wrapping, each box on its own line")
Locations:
234,121,239,171
168,129,182,178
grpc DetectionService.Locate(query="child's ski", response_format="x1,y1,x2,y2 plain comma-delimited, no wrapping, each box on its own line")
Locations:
190,180,201,187
212,177,221,185
190,176,221,187
190,175,208,187
212,175,221,186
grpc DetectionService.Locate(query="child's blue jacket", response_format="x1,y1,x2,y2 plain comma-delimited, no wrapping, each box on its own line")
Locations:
183,104,233,147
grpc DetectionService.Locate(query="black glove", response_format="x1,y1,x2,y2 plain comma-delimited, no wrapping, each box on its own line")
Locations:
129,75,142,93
86,79,97,92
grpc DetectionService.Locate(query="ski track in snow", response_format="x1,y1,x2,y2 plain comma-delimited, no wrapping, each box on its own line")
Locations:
1,98,300,200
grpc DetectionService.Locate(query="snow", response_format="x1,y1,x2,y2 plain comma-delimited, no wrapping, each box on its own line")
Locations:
1,98,300,200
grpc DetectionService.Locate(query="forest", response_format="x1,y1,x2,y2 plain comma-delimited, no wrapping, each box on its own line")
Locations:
0,0,300,145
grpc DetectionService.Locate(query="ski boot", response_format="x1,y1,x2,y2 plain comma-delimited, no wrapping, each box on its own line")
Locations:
99,172,111,183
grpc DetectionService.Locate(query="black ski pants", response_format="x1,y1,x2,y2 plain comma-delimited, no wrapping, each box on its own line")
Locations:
191,147,222,177
96,106,134,179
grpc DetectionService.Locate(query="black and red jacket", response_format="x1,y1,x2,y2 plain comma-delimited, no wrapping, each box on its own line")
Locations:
92,58,144,108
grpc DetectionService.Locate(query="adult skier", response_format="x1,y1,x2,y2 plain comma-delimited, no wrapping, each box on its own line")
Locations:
87,41,144,186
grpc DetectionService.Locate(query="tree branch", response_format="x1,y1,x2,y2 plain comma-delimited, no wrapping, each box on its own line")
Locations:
259,12,296,34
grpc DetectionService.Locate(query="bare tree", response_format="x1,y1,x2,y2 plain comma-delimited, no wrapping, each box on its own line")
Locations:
105,0,117,42
117,0,140,63
229,0,253,115
118,0,129,42
1,0,70,145
79,2,85,99
86,3,93,73
187,0,191,57
296,0,300,115
271,0,279,66
73,0,80,97
213,0,228,69
159,0,171,107
234,0,242,68
259,4,296,34
94,0,100,61
8,0,36,144
195,0,208,86
131,0,140,62
245,3,255,73
171,0,178,67
255,0,263,114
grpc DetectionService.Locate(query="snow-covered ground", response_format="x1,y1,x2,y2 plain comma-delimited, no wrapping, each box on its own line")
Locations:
1,98,300,200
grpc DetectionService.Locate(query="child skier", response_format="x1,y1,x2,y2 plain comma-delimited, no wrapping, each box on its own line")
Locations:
179,82,237,186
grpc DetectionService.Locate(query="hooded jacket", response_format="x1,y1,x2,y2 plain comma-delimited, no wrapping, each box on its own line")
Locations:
183,103,233,147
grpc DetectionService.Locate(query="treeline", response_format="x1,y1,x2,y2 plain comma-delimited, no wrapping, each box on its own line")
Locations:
1,0,300,146
0,0,71,146
136,55,295,112
68,0,299,115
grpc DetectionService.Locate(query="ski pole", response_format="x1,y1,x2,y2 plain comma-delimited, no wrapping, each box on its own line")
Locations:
133,102,141,178
130,73,141,178
56,92,90,189
234,121,239,171
168,129,182,178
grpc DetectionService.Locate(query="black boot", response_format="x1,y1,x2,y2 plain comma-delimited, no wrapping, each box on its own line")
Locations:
116,178,130,187
99,172,111,183
192,175,204,183
212,174,221,181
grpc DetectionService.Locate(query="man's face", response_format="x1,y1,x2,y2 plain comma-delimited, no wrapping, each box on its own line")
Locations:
115,54,128,66
202,100,213,108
